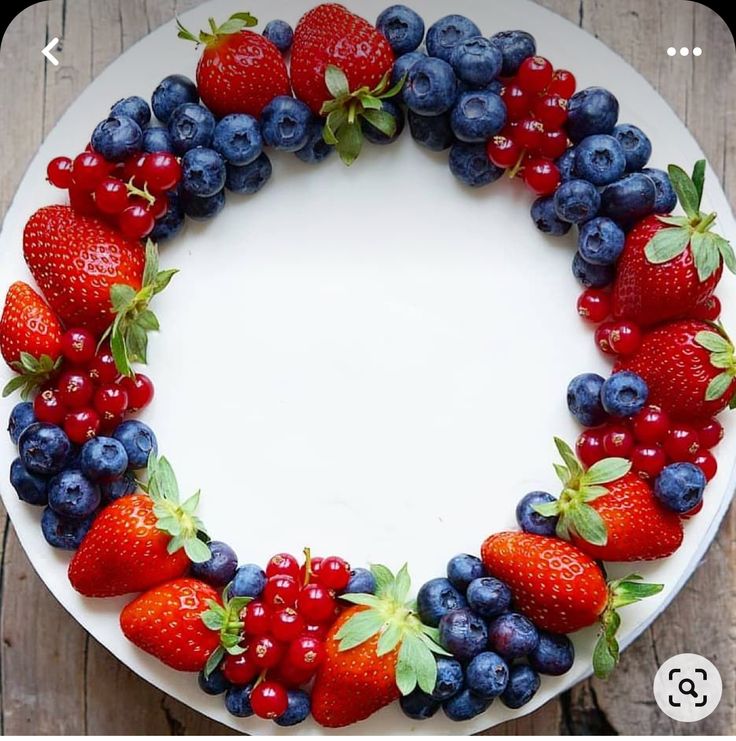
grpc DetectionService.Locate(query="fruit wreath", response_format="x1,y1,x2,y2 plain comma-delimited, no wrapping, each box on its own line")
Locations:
1,3,734,730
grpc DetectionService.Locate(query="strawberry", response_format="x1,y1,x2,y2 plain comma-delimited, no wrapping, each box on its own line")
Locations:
612,161,734,326
616,319,736,420
291,4,399,164
68,455,210,597
481,531,663,677
311,564,446,728
177,12,290,119
535,438,683,562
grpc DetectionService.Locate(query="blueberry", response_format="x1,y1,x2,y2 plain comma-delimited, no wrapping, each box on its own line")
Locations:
275,689,311,726
654,462,706,513
449,142,503,187
450,37,502,87
601,172,657,224
601,371,649,417
91,115,143,161
487,612,539,660
556,147,577,182
400,689,440,720
376,5,425,55
516,491,559,536
41,507,94,549
197,667,230,695
613,123,651,171
438,608,488,661
225,152,273,193
363,99,405,145
466,651,509,699
530,196,572,236
100,470,137,501
407,111,455,151
566,87,619,143
443,688,491,721
190,540,238,587
489,30,536,76
261,96,312,152
112,420,157,469
500,664,540,709
295,118,335,163
10,458,48,505
432,656,465,700
553,179,601,224
573,134,626,186
19,423,71,476
263,19,293,53
466,577,512,619
225,682,254,717
578,216,625,265
213,114,262,166
567,372,607,426
450,91,506,142
8,401,36,444
426,15,481,62
342,567,376,595
392,50,426,92
447,553,485,591
48,469,101,518
142,126,173,154
80,436,128,481
229,563,267,598
150,188,185,241
404,57,458,116
167,103,216,155
181,147,226,197
529,631,575,675
110,96,151,128
417,577,467,627
641,168,677,214
151,74,199,124
181,189,226,220
572,251,616,288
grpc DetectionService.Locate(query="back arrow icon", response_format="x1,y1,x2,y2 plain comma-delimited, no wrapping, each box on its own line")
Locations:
42,37,60,66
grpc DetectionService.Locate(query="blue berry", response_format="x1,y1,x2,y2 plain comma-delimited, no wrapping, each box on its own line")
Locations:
80,436,128,481
530,196,572,236
529,631,575,675
654,462,706,513
426,15,481,62
553,179,601,224
110,96,151,128
450,37,502,87
417,577,467,627
261,96,312,152
41,507,94,549
190,540,238,587
376,5,425,55
229,563,267,598
275,689,311,726
142,126,173,154
500,664,540,709
19,423,71,476
407,111,455,150
566,87,619,143
432,656,464,700
438,608,488,661
404,57,458,115
181,189,226,220
556,147,577,182
613,123,651,171
450,90,506,142
487,612,539,660
263,19,293,53
601,371,649,417
197,667,230,695
392,50,426,92
295,118,335,163
10,458,48,505
152,75,199,123
91,115,142,161
489,30,536,76
225,682,254,717
167,103,215,155
573,134,626,186
516,491,559,536
342,567,376,595
48,469,100,518
578,216,625,266
600,172,657,224
466,651,509,699
443,688,491,721
112,420,157,469
466,577,512,618
447,553,485,591
572,251,615,288
181,147,226,198
641,168,677,214
400,689,440,720
225,153,272,194
100,470,137,501
567,372,607,426
150,188,185,241
213,114,262,166
449,142,503,187
363,99,405,145
8,401,36,444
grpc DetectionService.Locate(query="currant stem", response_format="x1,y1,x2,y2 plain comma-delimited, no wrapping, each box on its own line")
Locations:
508,149,527,179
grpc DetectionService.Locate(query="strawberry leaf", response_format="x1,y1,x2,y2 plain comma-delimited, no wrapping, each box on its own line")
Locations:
656,215,689,227
325,65,350,99
184,537,212,563
691,231,721,281
532,501,560,517
668,163,700,220
583,457,631,485
335,120,363,166
336,609,386,650
644,227,691,264
362,109,397,137
377,621,402,656
2,353,61,400
714,234,736,273
391,563,411,603
695,330,731,353
370,564,395,596
706,372,734,401
396,639,418,696
340,593,383,608
203,646,225,678
569,503,608,546
609,574,664,609
691,159,706,208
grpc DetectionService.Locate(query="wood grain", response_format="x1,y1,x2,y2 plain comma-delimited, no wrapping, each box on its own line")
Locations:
0,0,733,734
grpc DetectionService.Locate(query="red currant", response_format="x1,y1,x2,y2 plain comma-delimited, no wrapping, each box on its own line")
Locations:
60,328,96,365
222,650,259,685
631,444,666,479
72,152,111,191
94,177,129,214
486,134,521,169
250,681,288,720
538,128,568,160
594,321,616,354
532,94,568,130
270,608,305,643
663,425,700,462
266,553,301,580
119,373,155,411
99,412,124,436
576,289,611,323
523,157,560,195
148,194,169,220
64,408,101,444
58,370,95,408
88,347,119,383
285,635,325,672
250,635,284,669
319,556,351,591
680,500,704,519
606,321,642,355
68,186,98,216
601,424,635,458
94,384,129,420
547,69,576,99
576,429,605,467
693,295,721,321
301,556,324,584
692,451,717,481
122,154,148,184
302,623,328,641
263,575,300,607
632,405,670,444
119,205,155,240
243,601,271,636
514,118,544,151
517,56,554,93
47,156,74,188
297,583,336,624
141,152,182,192
274,662,315,688
695,418,723,449
500,83,531,120
33,388,67,425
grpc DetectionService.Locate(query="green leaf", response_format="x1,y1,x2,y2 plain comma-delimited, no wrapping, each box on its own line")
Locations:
569,503,608,546
127,323,149,363
136,309,160,332
175,19,200,43
391,563,411,603
695,330,731,353
380,73,406,100
335,120,363,166
377,621,402,656
217,18,250,34
181,490,200,514
690,231,720,281
711,351,733,369
584,457,631,485
201,609,224,630
714,234,736,274
554,437,582,479
203,646,224,678
336,609,385,650
229,12,257,26
184,537,211,563
414,640,439,694
706,372,733,401
532,501,560,518
370,564,395,597
656,215,689,227
325,65,350,99
395,635,420,695
339,593,383,608
324,109,347,145
553,463,571,485
362,109,396,137
583,485,610,500
110,284,137,313
110,323,132,377
142,240,159,287
668,163,700,220
610,574,663,608
592,630,617,679
644,227,691,264
360,95,384,111
691,159,706,209
416,630,451,656
2,376,27,398
153,269,178,295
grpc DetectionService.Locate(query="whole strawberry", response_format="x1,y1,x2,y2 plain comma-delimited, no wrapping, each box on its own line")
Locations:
177,12,290,118
612,161,734,326
616,319,736,420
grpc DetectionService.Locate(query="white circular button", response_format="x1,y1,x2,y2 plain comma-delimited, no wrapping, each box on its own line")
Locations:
653,653,722,722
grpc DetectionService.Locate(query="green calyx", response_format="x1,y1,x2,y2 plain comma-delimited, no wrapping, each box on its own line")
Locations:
532,438,631,547
2,352,61,399
592,574,663,679
201,586,252,677
645,160,735,281
101,240,177,378
176,12,258,47
694,329,736,404
338,564,450,695
321,65,405,166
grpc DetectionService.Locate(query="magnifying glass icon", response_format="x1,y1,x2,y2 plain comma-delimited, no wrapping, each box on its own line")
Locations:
679,678,698,698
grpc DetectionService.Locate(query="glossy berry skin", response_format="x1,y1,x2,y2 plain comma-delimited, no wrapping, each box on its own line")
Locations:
260,96,313,152
251,635,284,669
8,401,36,444
693,451,717,481
573,252,615,288
612,123,651,171
606,321,642,355
48,469,101,518
93,178,128,214
342,567,376,595
404,57,458,116
212,114,263,166
298,583,336,623
553,179,601,224
538,128,569,159
489,30,536,76
488,132,521,168
523,158,560,196
446,554,485,591
376,5,425,55
262,19,294,53
19,423,71,476
34,388,67,425
530,196,572,236
487,612,539,660
266,553,301,580
286,634,325,673
578,217,625,266
632,405,670,444
600,172,656,224
80,436,128,481
501,84,532,120
516,491,558,536
465,576,512,619
10,458,48,506
112,420,157,469
0,284,62,362
548,69,576,98
251,681,289,720
58,370,94,408
120,373,155,411
275,689,311,727
449,142,503,188
438,608,489,662
180,147,225,198
151,74,199,123
654,462,707,513
64,408,101,445
425,14,480,62
696,418,723,449
432,656,465,700
91,115,142,162
449,37,502,87
88,348,119,384
225,683,255,717
577,288,611,323
601,425,634,457
442,688,491,721
190,540,238,587
500,664,540,709
223,650,260,685
94,384,129,420
576,428,606,467
111,96,151,128
641,167,677,213
141,152,182,192
198,667,230,696
529,631,575,675
319,556,351,591
517,55,553,93
663,425,700,462
694,295,722,322
230,564,267,599
243,601,270,635
514,118,543,150
265,575,300,608
47,156,74,188
400,689,440,720
567,372,607,426
573,134,626,186
271,608,305,642
601,371,648,417
632,444,667,479
565,87,619,143
72,152,111,190
41,506,94,549
167,103,216,156
465,652,509,699
416,577,467,627
118,205,155,240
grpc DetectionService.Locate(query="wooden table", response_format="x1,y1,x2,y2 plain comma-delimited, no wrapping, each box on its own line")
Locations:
0,0,733,734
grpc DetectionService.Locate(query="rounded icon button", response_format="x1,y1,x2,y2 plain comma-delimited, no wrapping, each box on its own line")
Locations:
653,653,722,722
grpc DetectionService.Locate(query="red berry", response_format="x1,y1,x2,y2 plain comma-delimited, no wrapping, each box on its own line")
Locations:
60,328,97,365
523,157,560,195
118,205,155,240
695,418,723,449
486,134,521,169
692,451,717,481
532,94,568,129
141,153,182,192
297,583,336,624
88,347,119,383
250,681,288,720
285,635,325,672
547,69,576,99
122,154,148,184
500,83,531,120
514,118,544,151
270,608,305,643
222,649,259,685
94,177,129,215
576,429,605,467
266,553,301,580
632,405,671,445
251,635,284,669
538,128,568,160
517,56,554,94
301,556,324,584
72,152,111,191
148,194,169,220
606,321,642,355
58,370,94,408
577,289,611,323
594,321,616,354
119,373,155,411
94,384,129,420
601,424,634,458
680,500,704,519
47,156,74,188
302,623,328,640
274,662,315,688
263,575,300,608
68,186,98,216
631,444,667,479
33,388,67,425
64,408,101,444
319,556,351,591
663,425,700,462
243,601,271,636
99,412,124,436
693,295,721,321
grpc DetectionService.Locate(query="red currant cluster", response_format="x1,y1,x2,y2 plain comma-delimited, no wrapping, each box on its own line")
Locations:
223,551,351,720
487,57,576,196
46,149,181,240
33,328,154,444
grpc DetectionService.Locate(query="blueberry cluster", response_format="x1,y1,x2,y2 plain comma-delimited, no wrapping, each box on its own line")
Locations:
7,401,156,549
400,554,574,722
